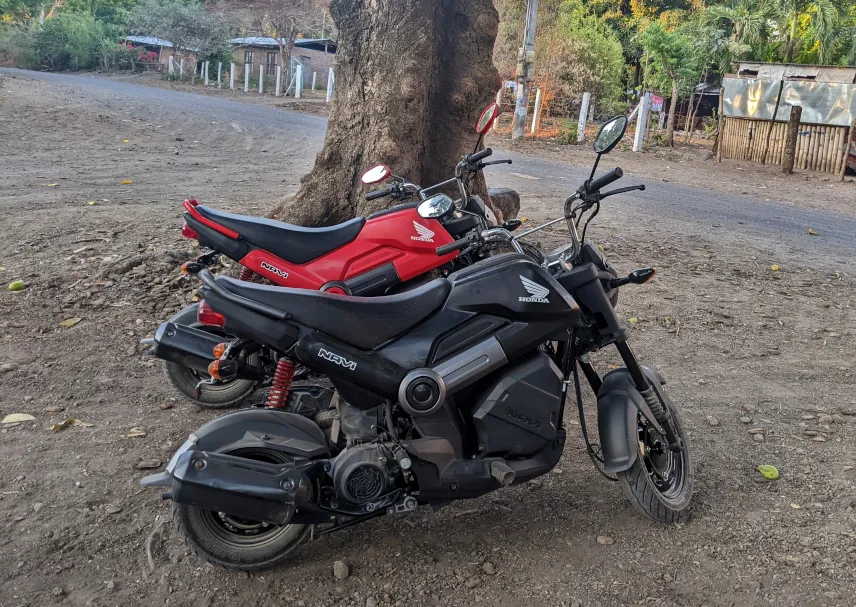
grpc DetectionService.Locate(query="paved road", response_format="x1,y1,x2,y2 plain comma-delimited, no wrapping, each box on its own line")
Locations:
4,68,855,259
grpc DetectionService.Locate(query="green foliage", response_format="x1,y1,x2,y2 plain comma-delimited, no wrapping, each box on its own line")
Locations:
557,120,578,144
640,21,701,95
128,0,232,56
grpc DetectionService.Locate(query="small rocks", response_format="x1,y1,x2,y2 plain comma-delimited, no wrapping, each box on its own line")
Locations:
823,591,839,600
482,561,496,575
0,362,18,373
44,406,65,413
158,403,174,411
366,597,378,607
663,573,674,583
798,537,813,547
333,560,350,580
52,587,63,597
464,575,481,589
105,504,122,515
739,416,752,424
99,377,117,387
706,416,720,427
596,535,615,545
135,459,161,470
32,502,44,513
831,414,846,424
817,414,833,425
753,433,765,443
801,414,816,420
105,580,116,591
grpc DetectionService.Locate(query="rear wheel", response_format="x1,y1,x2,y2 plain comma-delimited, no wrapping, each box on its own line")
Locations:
172,448,310,571
161,304,259,409
616,392,693,523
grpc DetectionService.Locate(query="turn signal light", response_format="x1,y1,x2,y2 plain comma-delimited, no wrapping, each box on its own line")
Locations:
197,300,226,328
213,343,227,359
207,360,224,380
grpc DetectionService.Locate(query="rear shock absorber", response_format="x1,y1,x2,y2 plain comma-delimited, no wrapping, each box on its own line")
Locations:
265,357,296,409
239,267,257,282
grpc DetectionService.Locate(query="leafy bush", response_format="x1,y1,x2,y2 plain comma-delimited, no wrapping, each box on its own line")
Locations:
557,121,578,145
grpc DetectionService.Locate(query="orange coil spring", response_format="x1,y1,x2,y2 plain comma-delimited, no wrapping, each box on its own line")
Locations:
239,267,257,282
265,358,296,409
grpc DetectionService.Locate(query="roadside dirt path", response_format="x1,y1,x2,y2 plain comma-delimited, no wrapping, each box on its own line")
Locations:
1,72,855,607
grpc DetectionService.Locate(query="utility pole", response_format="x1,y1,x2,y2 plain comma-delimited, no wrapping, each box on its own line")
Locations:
511,0,539,140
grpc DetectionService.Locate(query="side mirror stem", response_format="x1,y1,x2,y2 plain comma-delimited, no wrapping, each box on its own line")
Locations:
589,154,601,182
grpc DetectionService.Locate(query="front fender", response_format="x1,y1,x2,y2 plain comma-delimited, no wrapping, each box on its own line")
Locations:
597,367,665,474
141,408,329,487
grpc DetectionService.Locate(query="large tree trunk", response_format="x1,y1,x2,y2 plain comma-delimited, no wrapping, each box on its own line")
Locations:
666,78,679,149
272,0,501,226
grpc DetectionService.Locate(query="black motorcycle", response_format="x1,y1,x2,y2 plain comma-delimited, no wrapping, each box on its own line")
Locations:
142,116,693,571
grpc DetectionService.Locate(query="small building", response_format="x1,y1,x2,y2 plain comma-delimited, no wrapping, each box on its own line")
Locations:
230,37,337,91
124,35,198,72
720,62,856,174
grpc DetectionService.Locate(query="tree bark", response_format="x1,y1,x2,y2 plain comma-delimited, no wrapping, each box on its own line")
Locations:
782,105,802,174
272,0,501,226
666,79,679,149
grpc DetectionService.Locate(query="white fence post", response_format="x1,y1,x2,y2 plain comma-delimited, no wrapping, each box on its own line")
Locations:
275,65,282,97
259,64,264,94
244,64,249,92
494,89,502,131
311,71,317,94
577,92,591,142
203,61,209,86
295,65,303,99
326,67,335,102
179,58,184,80
217,62,222,88
531,88,543,135
168,56,174,76
633,92,651,152
230,63,235,90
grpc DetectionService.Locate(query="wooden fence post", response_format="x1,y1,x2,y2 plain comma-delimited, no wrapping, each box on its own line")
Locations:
244,64,249,92
782,105,802,175
530,88,543,135
841,119,856,182
276,65,282,97
259,65,264,94
761,80,785,164
716,87,724,163
577,92,591,142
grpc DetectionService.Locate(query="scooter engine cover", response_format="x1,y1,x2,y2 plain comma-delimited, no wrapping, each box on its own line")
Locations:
470,352,563,457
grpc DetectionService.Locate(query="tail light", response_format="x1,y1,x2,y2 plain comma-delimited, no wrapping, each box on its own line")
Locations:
197,300,226,328
181,222,199,240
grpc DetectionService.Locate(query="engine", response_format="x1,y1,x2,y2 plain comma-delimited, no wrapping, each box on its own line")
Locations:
331,444,391,505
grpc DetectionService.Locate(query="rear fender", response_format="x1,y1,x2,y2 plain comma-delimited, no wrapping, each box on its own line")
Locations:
596,367,665,474
141,409,329,488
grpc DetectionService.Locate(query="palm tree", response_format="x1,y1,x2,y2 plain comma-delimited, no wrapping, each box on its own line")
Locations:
777,0,847,63
705,0,778,59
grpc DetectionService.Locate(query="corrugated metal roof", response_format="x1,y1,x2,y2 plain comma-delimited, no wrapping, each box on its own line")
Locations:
125,35,173,48
230,37,336,52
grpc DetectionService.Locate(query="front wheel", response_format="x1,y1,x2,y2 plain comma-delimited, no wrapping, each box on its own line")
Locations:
172,448,310,571
616,391,693,523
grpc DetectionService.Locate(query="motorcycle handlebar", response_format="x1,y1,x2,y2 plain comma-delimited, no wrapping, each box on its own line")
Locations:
436,236,475,256
469,147,493,163
365,185,395,201
585,167,623,193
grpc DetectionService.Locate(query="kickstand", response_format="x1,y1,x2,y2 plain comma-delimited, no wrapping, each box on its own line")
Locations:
573,360,618,482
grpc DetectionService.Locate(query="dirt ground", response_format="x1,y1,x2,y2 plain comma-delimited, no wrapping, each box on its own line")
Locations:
1,73,855,607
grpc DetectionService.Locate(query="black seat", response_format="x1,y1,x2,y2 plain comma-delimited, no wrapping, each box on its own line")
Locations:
216,276,451,350
194,205,365,265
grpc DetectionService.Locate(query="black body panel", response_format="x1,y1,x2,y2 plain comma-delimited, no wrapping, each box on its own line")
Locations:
200,292,301,353
214,276,451,351
342,262,400,296
194,205,365,265
555,262,627,344
184,214,249,262
471,352,563,457
428,315,509,364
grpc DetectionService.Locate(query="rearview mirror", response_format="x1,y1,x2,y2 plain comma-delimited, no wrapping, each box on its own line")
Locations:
593,116,628,155
361,164,391,184
417,194,454,219
476,103,501,135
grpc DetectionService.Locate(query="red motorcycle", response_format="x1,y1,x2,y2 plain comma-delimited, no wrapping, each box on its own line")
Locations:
147,103,521,408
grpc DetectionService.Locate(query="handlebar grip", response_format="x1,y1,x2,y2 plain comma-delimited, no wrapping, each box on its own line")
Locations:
436,237,472,256
365,186,393,201
586,167,623,192
469,147,493,163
